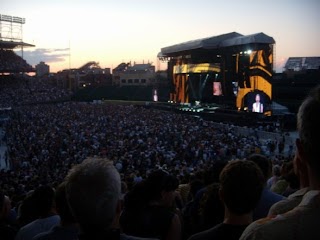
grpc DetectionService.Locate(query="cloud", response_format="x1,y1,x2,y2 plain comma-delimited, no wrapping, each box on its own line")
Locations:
17,48,70,66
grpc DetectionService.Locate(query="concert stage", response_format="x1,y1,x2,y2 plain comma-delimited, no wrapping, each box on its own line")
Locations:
158,32,275,116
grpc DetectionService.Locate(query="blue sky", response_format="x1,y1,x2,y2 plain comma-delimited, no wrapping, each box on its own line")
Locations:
2,0,320,72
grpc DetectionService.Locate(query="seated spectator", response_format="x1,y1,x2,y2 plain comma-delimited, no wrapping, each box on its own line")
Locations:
247,154,285,220
15,186,60,240
0,192,17,240
188,160,264,240
33,182,80,240
240,85,320,240
120,169,181,240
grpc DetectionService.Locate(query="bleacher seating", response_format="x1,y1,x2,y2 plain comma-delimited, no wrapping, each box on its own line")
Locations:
0,49,33,73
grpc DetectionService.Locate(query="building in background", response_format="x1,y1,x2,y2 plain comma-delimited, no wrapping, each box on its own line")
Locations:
35,61,49,77
112,62,156,87
55,61,112,91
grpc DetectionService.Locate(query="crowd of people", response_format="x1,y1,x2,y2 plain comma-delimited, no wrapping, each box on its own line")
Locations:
0,76,319,240
0,50,33,73
0,75,73,108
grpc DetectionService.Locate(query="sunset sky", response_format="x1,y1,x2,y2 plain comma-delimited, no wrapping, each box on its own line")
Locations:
2,0,320,73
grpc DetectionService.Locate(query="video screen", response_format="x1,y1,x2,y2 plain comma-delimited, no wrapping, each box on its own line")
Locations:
213,82,222,96
248,92,265,113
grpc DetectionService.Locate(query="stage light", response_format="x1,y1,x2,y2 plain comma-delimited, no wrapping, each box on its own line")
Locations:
247,50,252,54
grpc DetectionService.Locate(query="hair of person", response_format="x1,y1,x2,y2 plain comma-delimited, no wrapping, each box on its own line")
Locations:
247,154,272,182
219,160,264,215
297,85,320,180
189,179,205,199
124,169,178,208
144,169,179,201
207,160,228,184
65,157,120,232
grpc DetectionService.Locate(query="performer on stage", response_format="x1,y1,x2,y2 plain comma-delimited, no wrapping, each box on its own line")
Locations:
252,94,263,113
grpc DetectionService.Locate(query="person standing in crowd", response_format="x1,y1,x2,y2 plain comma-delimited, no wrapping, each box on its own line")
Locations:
268,153,309,216
65,157,156,240
15,186,60,240
33,182,80,240
241,85,320,240
246,154,285,220
188,160,264,240
120,169,181,240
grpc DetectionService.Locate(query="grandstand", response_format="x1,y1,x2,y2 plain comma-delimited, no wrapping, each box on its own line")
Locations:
0,14,35,74
284,57,320,72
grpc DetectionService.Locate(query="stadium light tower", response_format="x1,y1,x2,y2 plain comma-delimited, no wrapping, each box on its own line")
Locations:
0,14,25,42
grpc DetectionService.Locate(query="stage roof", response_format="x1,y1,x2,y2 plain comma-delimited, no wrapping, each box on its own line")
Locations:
160,32,275,57
0,40,35,49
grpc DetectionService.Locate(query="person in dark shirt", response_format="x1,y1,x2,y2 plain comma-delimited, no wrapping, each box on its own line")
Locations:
120,169,181,240
247,154,285,220
188,160,264,240
33,182,80,240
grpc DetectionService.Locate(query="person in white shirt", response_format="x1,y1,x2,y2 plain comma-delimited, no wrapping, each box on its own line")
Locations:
252,94,263,113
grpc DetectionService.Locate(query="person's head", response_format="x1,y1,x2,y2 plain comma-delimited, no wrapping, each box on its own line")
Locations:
31,185,55,218
272,164,281,177
255,94,260,102
17,193,38,227
247,154,272,184
145,169,178,207
124,169,178,209
296,85,320,183
189,179,205,199
205,160,228,185
65,157,120,233
219,160,264,215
